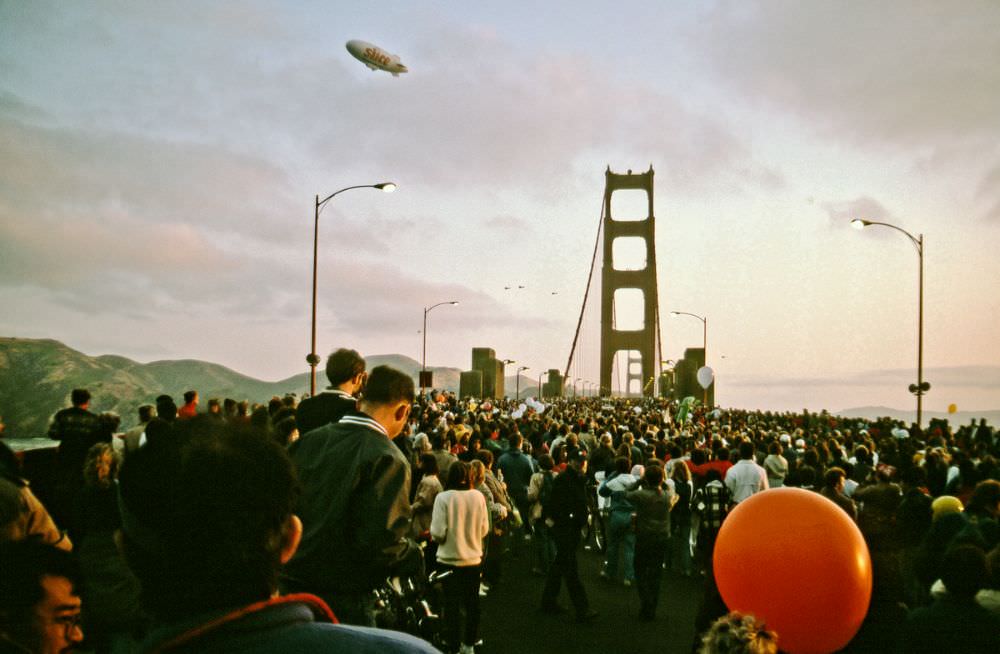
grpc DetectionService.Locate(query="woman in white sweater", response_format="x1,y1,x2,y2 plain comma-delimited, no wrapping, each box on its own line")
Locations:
431,460,490,654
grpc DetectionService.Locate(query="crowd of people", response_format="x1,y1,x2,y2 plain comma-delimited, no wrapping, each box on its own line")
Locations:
1,346,999,653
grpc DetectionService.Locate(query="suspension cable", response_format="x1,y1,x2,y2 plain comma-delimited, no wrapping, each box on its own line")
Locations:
563,198,605,387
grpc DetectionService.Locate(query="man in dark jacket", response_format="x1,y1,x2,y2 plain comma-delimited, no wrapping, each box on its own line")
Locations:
587,432,615,481
48,388,105,530
497,433,535,535
295,348,367,435
284,365,421,626
540,451,598,623
48,389,104,482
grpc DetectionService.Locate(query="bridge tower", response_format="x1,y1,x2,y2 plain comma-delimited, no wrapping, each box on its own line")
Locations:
599,166,661,397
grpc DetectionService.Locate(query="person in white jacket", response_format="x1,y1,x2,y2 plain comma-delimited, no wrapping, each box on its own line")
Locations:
431,461,489,654
725,440,769,504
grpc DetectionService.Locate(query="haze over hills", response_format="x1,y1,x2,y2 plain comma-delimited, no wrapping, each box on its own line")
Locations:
832,406,1000,426
2,338,996,439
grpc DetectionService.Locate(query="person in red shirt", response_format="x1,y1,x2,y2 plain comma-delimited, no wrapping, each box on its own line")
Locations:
178,390,199,420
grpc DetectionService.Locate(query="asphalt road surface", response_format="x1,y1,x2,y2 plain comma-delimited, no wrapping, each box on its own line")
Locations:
476,536,711,654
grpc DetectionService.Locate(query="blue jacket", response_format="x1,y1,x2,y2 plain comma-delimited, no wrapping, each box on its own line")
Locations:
139,594,439,653
497,449,535,501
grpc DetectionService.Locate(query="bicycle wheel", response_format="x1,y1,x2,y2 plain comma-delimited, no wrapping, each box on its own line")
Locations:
592,508,608,553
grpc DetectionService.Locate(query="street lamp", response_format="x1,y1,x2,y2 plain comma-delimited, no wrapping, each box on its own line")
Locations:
671,311,709,406
851,218,928,428
573,377,582,399
516,365,529,399
421,300,460,399
538,370,549,400
309,182,396,396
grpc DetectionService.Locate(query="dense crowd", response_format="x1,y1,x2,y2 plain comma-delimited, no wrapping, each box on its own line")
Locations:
1,347,999,653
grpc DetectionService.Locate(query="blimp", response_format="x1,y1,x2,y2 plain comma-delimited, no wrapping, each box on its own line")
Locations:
345,40,408,77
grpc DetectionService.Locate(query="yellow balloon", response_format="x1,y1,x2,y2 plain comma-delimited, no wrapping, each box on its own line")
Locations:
948,403,957,414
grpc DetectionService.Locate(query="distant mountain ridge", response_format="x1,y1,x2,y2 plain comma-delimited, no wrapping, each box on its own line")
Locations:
834,405,1000,425
0,338,461,437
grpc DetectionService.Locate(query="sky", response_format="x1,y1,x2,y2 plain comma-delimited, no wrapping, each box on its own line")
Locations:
1,1,998,415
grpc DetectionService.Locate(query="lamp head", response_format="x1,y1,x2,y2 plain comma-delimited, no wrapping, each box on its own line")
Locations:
375,182,397,192
449,301,459,306
850,218,870,230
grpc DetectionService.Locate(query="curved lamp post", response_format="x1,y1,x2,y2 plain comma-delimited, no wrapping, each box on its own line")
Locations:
516,365,530,400
671,310,709,406
851,218,927,428
537,370,548,400
309,182,396,396
421,300,460,398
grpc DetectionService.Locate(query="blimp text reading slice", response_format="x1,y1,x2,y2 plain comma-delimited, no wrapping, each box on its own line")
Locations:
345,40,408,77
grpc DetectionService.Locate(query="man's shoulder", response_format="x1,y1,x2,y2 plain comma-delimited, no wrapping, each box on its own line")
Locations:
290,421,341,450
499,450,528,464
276,623,440,653
294,418,392,454
301,392,354,407
54,406,93,420
145,598,439,653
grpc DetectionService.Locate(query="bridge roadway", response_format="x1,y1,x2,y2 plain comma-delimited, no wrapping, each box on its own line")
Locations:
476,537,708,654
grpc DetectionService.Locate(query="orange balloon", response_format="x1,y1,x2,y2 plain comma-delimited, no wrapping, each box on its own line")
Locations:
713,488,872,654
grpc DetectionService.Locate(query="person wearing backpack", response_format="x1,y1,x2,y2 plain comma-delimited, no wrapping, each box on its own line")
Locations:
526,454,557,575
692,469,730,574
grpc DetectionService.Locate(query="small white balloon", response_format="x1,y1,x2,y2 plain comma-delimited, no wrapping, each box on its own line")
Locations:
697,366,714,389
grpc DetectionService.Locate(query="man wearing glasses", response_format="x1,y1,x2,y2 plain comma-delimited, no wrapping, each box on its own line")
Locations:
0,541,83,653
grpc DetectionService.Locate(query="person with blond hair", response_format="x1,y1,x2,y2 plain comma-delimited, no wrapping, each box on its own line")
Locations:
699,611,778,654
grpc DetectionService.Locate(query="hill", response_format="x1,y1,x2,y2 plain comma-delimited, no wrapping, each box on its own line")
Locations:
835,405,1000,424
0,338,460,437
